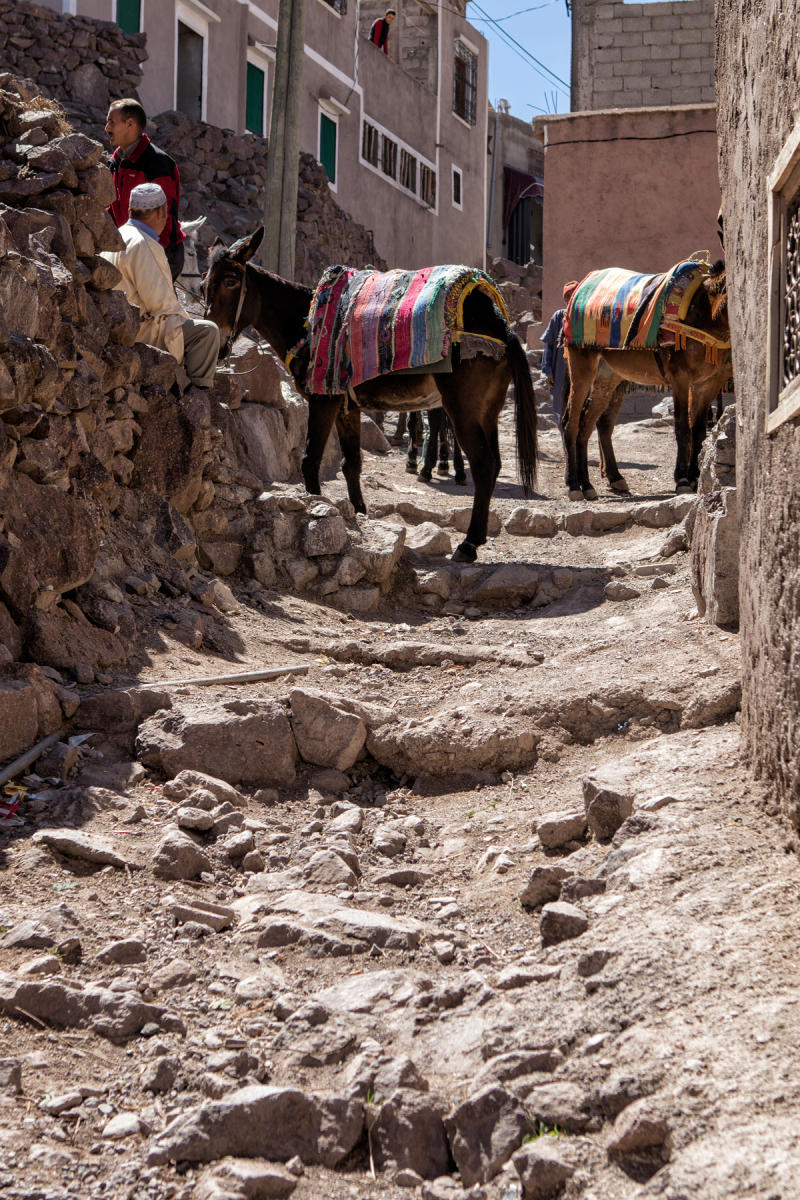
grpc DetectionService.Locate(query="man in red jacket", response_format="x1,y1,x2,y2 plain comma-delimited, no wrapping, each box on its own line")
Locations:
105,99,186,281
369,8,396,54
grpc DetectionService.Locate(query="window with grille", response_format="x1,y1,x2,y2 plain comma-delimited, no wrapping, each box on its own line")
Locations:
400,149,417,194
453,41,477,125
362,120,380,167
767,129,800,432
420,164,436,208
452,166,462,208
116,0,141,34
319,0,347,13
382,135,398,179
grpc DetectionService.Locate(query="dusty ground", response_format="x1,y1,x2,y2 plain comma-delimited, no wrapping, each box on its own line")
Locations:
1,410,796,1200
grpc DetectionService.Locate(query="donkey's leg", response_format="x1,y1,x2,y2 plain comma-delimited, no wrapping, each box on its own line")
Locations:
564,348,600,500
418,409,439,482
687,378,721,486
335,407,366,513
597,381,629,493
671,378,694,493
406,410,422,473
440,363,506,562
451,419,467,485
302,394,341,497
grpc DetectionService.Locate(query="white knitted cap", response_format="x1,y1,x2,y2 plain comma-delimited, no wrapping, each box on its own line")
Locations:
129,182,167,210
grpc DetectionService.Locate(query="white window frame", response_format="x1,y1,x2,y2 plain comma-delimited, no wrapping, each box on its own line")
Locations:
767,122,800,434
246,45,272,138
358,110,438,215
315,0,345,16
175,0,220,124
318,100,340,193
451,164,463,211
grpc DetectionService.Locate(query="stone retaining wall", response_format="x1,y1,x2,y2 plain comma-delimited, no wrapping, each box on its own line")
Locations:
0,74,398,767
0,0,145,122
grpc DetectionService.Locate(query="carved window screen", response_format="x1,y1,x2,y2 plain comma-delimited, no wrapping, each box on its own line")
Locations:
767,126,800,432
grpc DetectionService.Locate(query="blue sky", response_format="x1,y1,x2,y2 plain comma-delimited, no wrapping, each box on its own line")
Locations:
467,0,573,119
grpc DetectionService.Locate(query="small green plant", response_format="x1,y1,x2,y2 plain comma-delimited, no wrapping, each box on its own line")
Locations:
523,1121,564,1142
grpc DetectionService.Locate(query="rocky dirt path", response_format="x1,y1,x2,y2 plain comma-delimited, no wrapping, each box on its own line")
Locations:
1,413,794,1200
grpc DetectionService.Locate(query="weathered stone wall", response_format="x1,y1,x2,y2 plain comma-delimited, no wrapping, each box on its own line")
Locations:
148,112,386,286
0,0,146,122
0,74,403,767
715,0,800,827
571,0,715,111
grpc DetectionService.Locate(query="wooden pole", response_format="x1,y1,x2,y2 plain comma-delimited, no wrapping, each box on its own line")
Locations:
278,0,307,281
263,0,293,273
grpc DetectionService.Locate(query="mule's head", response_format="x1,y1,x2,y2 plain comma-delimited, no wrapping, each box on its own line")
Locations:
703,258,728,326
203,226,264,357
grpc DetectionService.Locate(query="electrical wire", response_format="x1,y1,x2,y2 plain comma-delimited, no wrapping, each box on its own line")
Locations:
470,0,570,93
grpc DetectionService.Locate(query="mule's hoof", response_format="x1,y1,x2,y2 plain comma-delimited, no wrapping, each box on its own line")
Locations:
568,488,585,502
454,474,468,485
436,463,450,477
452,541,478,563
675,481,694,495
582,486,598,501
609,477,630,494
417,469,433,483
405,462,418,474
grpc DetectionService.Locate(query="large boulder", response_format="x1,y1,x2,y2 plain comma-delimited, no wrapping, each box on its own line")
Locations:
136,699,298,786
147,1085,363,1167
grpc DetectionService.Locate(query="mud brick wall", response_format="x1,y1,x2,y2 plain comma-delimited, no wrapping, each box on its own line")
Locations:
0,0,146,121
571,0,715,111
715,0,800,829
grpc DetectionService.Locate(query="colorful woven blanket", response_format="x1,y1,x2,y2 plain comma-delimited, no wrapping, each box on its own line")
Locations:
299,264,508,395
565,260,708,351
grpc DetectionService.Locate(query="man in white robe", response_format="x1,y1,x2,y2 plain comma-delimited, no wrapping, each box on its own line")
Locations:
101,182,219,388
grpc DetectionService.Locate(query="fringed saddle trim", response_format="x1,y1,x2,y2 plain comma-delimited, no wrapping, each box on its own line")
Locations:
660,318,732,366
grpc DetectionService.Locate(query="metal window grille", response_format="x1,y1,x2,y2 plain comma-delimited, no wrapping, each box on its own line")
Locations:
783,193,800,390
452,167,462,206
453,42,477,125
400,149,417,193
421,164,436,208
319,0,347,13
362,120,380,167
382,135,398,179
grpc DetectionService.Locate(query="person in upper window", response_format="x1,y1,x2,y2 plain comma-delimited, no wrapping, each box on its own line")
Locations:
105,98,186,282
101,183,219,390
370,8,396,54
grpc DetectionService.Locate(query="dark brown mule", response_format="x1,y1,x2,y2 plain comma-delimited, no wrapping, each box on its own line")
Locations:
562,261,730,500
203,228,538,562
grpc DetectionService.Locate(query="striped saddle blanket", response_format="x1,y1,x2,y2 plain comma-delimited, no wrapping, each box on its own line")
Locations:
565,260,708,351
299,264,508,396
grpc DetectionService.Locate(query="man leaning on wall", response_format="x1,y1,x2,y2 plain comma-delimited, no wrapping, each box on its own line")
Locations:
105,98,187,281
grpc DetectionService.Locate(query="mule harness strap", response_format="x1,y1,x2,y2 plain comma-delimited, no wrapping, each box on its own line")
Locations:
660,318,732,364
451,329,507,350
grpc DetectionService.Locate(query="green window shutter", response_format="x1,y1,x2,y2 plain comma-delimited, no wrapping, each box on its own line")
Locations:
116,0,141,35
246,62,265,136
319,113,337,185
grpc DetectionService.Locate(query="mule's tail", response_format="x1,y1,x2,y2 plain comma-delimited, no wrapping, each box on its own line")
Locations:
506,331,538,495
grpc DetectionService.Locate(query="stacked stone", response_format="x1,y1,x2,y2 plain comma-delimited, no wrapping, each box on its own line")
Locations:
149,111,386,285
0,76,407,768
0,0,145,122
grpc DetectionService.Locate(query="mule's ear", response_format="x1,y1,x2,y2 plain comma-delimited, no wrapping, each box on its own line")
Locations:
231,226,265,263
210,236,225,250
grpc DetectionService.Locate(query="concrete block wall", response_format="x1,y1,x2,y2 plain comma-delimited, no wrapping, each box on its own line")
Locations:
572,0,715,112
